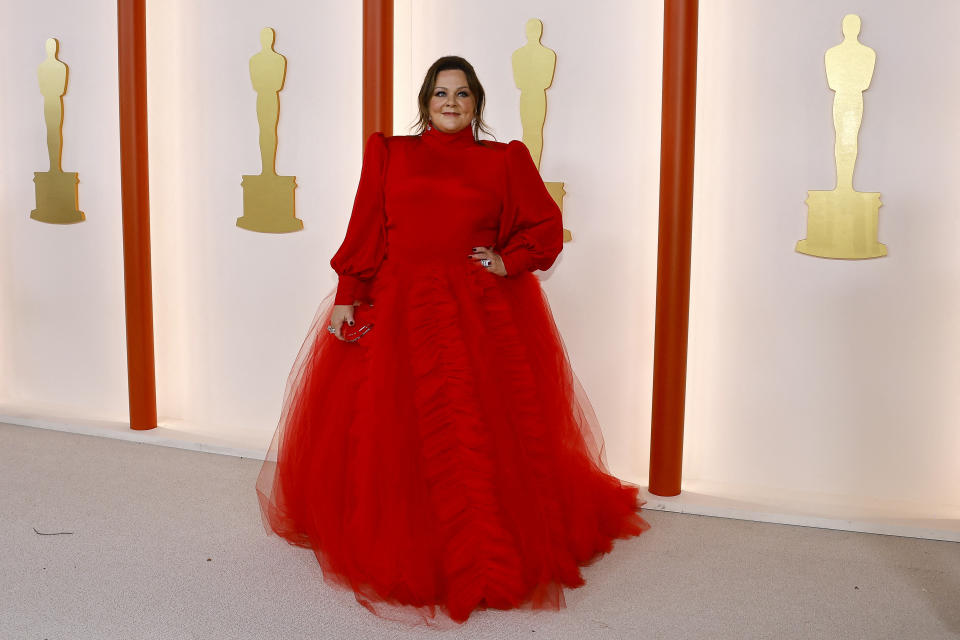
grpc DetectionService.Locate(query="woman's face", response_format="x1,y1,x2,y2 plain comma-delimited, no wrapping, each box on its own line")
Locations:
428,69,476,134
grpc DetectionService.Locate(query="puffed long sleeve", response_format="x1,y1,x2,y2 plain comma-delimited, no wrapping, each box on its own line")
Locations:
497,140,564,276
330,133,388,305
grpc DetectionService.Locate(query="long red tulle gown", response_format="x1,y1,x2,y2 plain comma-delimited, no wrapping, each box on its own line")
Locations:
256,124,649,625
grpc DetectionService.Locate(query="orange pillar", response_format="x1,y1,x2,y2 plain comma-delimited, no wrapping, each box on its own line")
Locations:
117,0,158,431
363,0,393,143
649,0,698,496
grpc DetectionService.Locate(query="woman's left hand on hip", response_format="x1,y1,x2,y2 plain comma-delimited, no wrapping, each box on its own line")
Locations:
469,246,507,277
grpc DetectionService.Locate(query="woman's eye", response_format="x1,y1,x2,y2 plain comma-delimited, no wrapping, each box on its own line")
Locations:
434,91,446,97
457,91,469,98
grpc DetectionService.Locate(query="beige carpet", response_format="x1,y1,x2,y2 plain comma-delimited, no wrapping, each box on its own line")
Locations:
1,421,958,639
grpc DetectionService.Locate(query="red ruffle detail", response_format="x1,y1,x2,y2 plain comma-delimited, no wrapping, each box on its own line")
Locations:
256,260,648,626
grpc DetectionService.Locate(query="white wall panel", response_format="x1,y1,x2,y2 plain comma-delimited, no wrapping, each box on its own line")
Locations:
0,0,128,421
687,0,960,510
147,1,363,445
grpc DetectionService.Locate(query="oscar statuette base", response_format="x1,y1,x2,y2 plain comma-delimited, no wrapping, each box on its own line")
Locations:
238,174,301,233
31,170,84,224
796,189,886,259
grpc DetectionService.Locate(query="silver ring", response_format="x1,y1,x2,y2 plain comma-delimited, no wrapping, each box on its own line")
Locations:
480,258,492,267
327,325,335,333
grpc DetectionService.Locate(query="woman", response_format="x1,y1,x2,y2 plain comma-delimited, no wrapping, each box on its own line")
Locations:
256,56,648,625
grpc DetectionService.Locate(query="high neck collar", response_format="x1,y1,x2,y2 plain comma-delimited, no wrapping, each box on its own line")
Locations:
422,123,476,147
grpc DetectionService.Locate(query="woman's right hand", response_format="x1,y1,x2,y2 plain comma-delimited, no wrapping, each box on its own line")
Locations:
330,303,357,341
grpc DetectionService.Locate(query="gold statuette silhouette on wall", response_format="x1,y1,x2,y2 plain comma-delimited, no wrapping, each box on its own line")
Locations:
32,38,84,224
797,14,886,259
512,18,571,243
238,27,302,233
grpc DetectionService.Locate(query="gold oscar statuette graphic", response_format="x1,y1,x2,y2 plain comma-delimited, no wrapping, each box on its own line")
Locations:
32,38,84,224
796,14,886,259
512,18,571,242
238,27,302,233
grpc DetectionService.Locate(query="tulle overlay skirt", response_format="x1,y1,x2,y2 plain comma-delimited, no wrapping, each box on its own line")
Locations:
256,257,649,625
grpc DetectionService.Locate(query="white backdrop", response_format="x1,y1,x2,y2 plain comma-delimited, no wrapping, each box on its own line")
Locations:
147,0,363,446
0,0,128,422
687,0,960,511
3,0,958,521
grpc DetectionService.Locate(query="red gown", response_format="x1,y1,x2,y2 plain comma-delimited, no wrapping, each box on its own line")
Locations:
256,124,648,626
